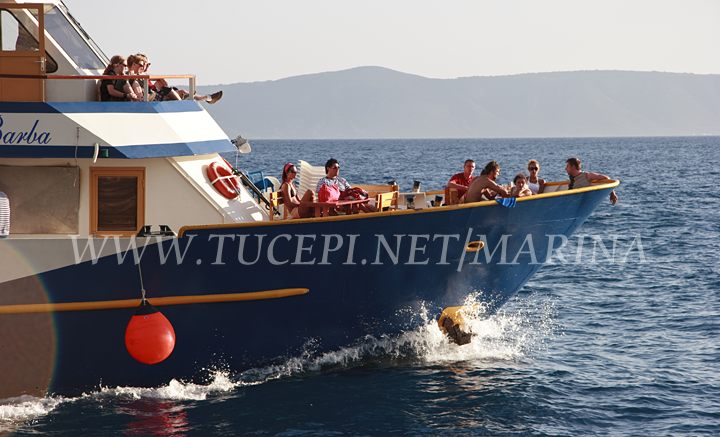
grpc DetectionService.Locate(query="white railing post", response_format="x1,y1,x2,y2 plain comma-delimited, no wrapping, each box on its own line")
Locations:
189,76,196,99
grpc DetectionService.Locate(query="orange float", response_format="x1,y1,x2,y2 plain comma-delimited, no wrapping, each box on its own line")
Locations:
125,301,176,365
207,158,241,199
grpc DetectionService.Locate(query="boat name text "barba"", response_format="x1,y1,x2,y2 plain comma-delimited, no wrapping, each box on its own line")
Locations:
0,115,52,145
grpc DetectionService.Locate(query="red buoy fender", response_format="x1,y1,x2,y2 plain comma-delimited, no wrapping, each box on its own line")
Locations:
125,301,176,365
207,159,240,199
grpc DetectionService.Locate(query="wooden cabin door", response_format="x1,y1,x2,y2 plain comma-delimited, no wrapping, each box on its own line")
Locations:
0,4,45,101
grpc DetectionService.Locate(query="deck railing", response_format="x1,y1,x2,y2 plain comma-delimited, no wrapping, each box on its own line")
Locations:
0,73,196,102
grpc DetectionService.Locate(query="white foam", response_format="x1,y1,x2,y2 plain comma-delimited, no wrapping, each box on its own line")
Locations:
0,294,555,429
236,294,557,381
0,394,67,432
0,372,237,430
97,371,238,401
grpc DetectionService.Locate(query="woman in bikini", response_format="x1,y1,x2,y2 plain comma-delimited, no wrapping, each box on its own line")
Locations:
281,163,314,218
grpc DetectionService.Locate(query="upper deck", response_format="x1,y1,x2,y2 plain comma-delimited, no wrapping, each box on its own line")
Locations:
0,1,235,159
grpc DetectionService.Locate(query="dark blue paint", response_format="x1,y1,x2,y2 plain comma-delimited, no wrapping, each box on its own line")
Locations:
24,187,610,395
6,137,719,436
0,101,204,114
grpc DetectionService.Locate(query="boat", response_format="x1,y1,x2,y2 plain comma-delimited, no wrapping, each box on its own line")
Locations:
0,0,619,398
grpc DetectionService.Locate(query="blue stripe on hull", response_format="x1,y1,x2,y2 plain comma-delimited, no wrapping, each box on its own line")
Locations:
0,101,234,158
0,139,235,158
19,188,609,395
0,101,204,113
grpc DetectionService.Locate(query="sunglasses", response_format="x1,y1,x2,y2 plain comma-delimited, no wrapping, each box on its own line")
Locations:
528,167,538,171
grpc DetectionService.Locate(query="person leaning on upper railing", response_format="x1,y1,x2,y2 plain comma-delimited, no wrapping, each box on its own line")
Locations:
565,157,618,204
152,76,223,104
126,54,156,101
463,161,510,203
130,53,223,104
99,55,137,101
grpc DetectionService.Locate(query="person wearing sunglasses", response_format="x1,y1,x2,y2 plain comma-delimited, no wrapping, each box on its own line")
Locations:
126,54,156,101
526,159,545,194
281,163,314,219
99,55,136,101
316,158,374,213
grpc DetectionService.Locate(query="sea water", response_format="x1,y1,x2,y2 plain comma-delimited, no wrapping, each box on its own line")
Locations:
2,137,718,435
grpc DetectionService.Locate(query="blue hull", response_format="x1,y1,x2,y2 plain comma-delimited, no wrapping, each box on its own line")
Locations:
2,186,612,396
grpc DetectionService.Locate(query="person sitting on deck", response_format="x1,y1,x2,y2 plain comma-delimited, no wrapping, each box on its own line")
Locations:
316,158,350,194
128,53,223,104
446,159,476,198
526,159,545,194
281,163,314,219
463,160,511,203
99,55,136,101
316,158,374,213
510,173,533,197
126,54,156,101
565,157,618,204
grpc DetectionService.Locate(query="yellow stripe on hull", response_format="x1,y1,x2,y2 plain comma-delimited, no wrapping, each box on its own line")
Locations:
0,288,309,314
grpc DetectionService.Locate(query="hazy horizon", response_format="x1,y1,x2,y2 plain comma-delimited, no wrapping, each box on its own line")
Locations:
66,0,720,85
211,65,720,86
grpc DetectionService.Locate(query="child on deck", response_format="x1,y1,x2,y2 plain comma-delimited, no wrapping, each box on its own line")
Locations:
510,173,533,197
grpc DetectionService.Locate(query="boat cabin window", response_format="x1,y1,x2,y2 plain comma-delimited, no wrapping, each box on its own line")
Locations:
0,8,57,72
1,9,38,51
32,6,104,70
90,168,145,236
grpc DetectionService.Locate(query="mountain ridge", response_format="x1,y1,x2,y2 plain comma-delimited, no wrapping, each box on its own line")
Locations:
198,67,720,139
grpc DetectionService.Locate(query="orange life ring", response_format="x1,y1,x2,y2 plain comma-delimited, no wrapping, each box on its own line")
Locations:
207,159,241,199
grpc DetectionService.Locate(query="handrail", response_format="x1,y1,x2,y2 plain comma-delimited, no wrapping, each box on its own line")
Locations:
0,74,195,80
177,179,621,236
0,73,197,102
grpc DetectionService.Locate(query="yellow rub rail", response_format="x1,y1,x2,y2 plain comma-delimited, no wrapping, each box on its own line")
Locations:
0,288,309,314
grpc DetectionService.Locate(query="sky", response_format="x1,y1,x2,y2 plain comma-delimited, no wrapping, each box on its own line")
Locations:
65,0,720,86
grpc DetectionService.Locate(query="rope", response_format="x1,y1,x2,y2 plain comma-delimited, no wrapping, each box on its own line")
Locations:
208,173,239,186
138,263,147,303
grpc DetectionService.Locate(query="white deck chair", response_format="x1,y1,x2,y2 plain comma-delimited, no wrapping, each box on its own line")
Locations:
297,160,325,196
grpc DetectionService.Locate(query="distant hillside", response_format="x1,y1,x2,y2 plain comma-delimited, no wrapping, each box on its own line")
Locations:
198,67,720,139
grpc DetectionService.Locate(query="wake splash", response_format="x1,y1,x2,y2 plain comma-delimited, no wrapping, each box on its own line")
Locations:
238,293,557,381
0,395,67,431
96,372,238,401
0,374,240,431
0,294,555,429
